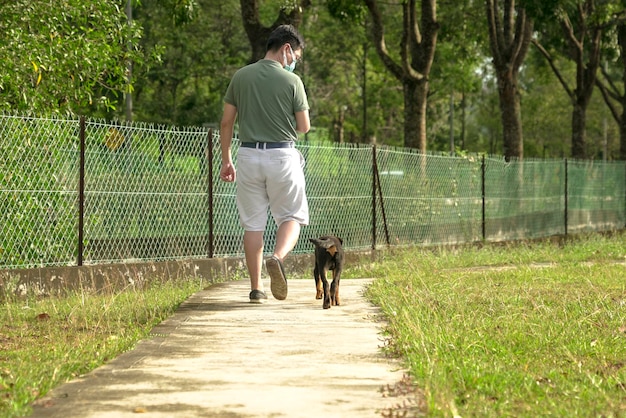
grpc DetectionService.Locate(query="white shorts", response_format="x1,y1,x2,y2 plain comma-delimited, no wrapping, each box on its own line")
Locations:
236,147,309,231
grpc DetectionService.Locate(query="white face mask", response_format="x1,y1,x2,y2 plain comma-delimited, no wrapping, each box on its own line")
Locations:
283,45,297,72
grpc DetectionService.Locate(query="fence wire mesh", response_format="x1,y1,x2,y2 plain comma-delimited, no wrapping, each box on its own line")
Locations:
568,159,626,233
84,120,212,263
1,114,625,269
1,116,79,268
485,158,567,241
374,150,484,246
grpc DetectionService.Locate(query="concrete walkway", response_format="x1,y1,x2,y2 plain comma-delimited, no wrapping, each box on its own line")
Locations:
30,278,407,417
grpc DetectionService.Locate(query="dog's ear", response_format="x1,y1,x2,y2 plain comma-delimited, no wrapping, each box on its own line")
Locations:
327,235,343,246
310,238,324,246
313,237,336,249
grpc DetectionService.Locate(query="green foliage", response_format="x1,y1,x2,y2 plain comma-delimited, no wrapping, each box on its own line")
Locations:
304,3,404,145
520,48,573,158
426,0,489,152
0,0,145,114
158,0,200,24
520,0,561,21
431,0,487,94
326,0,367,22
132,0,247,126
0,0,624,156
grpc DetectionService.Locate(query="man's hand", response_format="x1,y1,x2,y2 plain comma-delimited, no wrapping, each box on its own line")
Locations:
220,162,236,182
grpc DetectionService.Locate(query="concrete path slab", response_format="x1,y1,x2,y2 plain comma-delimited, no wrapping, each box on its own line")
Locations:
30,278,407,417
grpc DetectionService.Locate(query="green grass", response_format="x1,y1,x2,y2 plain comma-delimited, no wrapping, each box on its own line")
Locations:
1,233,625,417
0,279,206,417
363,233,626,417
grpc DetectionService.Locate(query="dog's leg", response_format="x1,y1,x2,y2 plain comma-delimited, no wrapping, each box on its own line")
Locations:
313,264,323,299
330,267,341,306
321,267,331,309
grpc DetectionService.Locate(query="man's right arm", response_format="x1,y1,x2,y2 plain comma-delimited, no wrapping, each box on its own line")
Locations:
295,109,310,134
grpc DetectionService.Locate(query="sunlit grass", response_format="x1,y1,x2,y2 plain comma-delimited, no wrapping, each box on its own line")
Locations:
0,279,206,417
365,233,626,417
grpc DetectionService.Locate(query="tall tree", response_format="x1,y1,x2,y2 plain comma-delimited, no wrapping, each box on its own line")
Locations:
485,0,533,161
319,1,405,145
532,0,605,159
240,0,312,63
307,4,372,144
363,0,439,152
429,0,486,153
595,10,626,160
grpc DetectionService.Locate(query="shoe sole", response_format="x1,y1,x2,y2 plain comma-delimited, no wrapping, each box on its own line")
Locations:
266,257,288,300
249,298,266,304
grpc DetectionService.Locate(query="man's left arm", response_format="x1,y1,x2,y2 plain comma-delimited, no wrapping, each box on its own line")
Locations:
219,102,237,182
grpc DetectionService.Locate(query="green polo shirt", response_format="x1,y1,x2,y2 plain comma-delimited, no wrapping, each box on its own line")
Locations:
224,59,309,143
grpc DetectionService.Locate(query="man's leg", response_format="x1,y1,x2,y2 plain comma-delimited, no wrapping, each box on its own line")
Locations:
265,220,300,301
272,220,301,261
244,230,264,291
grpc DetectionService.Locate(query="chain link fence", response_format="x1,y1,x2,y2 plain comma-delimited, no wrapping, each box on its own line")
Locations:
1,114,625,269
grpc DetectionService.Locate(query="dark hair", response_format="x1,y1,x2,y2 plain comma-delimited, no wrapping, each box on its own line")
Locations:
266,24,305,52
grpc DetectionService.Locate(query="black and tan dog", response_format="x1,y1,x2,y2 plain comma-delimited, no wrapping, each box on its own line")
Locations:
309,235,344,309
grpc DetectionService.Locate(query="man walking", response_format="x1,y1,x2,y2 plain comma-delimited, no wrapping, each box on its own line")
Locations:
219,25,310,303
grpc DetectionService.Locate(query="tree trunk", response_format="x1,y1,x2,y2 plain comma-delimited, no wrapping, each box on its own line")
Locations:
572,101,587,159
364,0,438,152
568,32,598,160
596,21,626,160
620,104,626,160
334,107,345,143
461,89,467,150
497,69,523,160
239,0,310,63
485,0,533,161
404,78,428,151
532,1,601,160
619,23,626,160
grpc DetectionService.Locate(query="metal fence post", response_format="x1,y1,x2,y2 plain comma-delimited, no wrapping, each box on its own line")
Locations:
207,128,214,258
371,145,377,250
482,154,486,242
564,158,568,237
78,116,86,266
371,145,390,247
